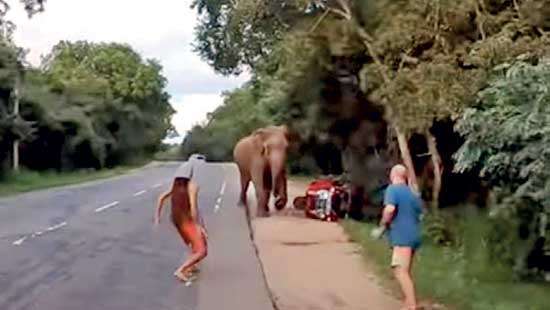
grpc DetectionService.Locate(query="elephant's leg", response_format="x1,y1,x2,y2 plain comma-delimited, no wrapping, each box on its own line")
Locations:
238,168,251,207
254,185,271,218
251,164,271,217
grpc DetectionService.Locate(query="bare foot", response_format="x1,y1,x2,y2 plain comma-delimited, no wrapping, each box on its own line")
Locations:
173,269,195,282
173,270,188,282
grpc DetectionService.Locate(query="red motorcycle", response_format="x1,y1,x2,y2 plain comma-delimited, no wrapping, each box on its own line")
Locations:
293,178,350,222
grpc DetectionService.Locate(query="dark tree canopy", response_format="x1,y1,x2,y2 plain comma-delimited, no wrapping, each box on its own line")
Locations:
1,39,174,173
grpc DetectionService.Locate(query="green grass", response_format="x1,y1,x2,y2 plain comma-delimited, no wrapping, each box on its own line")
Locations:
342,220,550,310
0,165,142,197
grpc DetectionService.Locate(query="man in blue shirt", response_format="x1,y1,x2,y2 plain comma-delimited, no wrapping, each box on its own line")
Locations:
372,164,423,309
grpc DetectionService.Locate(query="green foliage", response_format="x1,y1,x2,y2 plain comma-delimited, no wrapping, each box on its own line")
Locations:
33,41,175,168
423,211,460,247
455,59,550,278
359,0,550,136
192,0,325,75
1,39,174,176
0,40,34,171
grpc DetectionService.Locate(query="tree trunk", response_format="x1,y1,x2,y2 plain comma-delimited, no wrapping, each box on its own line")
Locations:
426,131,443,209
395,127,419,193
12,140,19,172
354,17,421,194
12,74,20,173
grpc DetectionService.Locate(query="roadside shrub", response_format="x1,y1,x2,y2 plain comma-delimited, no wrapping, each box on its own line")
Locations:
423,212,460,247
454,59,550,279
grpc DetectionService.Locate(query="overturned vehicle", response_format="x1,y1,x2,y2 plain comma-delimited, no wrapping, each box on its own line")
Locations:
293,178,350,222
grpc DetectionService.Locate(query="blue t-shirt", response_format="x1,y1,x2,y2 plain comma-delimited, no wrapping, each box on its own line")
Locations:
384,184,423,249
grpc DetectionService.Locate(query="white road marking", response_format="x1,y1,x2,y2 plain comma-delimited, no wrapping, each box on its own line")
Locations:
12,222,67,246
95,201,119,213
12,237,27,246
133,190,147,197
152,183,162,189
214,189,224,213
214,180,226,213
46,222,67,232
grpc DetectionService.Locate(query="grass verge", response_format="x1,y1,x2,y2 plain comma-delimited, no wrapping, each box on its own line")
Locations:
342,220,550,310
0,165,143,197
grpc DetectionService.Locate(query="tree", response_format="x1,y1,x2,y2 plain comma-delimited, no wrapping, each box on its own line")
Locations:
20,69,113,169
2,39,175,174
191,0,550,209
350,0,549,206
0,0,46,173
42,41,174,166
454,58,550,277
192,0,326,75
0,40,33,174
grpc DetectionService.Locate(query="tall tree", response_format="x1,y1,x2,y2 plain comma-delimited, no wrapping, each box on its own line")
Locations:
42,41,175,166
192,0,550,208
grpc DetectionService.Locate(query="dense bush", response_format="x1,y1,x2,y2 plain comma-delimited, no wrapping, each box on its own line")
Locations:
454,59,550,278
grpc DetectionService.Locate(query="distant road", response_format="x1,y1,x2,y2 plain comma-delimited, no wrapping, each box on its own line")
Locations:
0,162,273,310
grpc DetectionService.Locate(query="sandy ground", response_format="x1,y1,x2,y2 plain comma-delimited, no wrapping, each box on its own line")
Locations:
251,179,402,310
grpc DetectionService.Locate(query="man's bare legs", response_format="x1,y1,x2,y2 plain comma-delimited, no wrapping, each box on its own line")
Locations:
174,224,208,282
174,250,207,281
392,246,417,309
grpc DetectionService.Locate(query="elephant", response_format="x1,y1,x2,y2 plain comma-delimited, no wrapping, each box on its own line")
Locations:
233,125,289,217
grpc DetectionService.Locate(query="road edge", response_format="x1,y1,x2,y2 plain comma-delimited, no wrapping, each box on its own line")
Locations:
247,222,280,310
242,185,280,310
0,161,173,199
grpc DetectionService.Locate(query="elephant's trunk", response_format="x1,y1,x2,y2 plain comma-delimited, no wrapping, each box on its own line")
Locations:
271,153,288,210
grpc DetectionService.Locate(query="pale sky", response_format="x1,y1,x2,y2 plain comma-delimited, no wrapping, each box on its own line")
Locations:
7,0,248,144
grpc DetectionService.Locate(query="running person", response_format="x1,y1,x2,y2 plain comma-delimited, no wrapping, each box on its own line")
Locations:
154,158,208,282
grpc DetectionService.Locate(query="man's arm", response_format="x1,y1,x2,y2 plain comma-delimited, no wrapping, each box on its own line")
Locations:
380,204,396,228
154,183,173,224
371,204,395,239
187,181,199,222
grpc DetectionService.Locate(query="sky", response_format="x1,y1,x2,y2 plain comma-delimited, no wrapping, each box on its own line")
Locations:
7,0,248,144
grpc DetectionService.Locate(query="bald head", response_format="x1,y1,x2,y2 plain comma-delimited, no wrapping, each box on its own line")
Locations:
390,164,408,184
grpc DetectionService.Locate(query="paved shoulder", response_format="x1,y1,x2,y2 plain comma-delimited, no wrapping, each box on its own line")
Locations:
196,163,274,310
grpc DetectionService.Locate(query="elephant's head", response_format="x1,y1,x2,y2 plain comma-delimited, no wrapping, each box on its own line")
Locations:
255,125,289,210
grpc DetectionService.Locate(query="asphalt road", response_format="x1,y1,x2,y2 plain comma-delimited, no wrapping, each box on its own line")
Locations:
0,162,274,310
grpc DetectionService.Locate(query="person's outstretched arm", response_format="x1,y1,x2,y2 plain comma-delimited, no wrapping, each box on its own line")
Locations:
154,186,173,225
